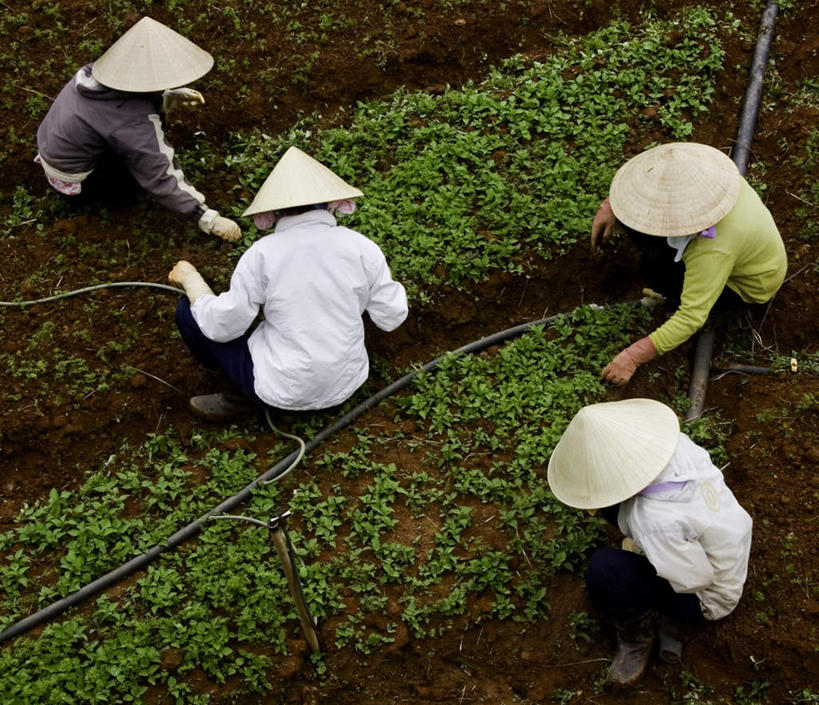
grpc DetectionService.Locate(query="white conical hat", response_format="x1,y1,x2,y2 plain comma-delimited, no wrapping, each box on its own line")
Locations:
609,142,741,237
547,399,680,509
242,146,364,216
92,17,213,92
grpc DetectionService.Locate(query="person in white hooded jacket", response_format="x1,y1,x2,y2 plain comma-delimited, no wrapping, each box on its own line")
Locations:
547,399,752,687
168,146,408,420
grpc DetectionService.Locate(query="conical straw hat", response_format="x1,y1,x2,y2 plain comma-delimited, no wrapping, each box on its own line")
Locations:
92,17,213,92
609,142,741,237
547,399,680,509
242,146,364,216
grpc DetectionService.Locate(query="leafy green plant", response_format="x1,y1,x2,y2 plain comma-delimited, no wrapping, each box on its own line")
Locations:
224,9,732,301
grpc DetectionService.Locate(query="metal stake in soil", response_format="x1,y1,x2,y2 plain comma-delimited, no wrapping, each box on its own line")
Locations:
209,511,321,653
268,511,321,654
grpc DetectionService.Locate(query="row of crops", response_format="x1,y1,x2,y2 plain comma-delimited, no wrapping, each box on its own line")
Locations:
1,8,741,704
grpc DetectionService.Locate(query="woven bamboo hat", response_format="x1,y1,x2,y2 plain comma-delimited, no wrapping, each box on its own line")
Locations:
242,146,364,216
92,17,213,92
547,399,680,509
609,142,741,237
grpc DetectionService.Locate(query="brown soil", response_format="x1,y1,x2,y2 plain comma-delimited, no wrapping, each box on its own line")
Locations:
1,1,817,703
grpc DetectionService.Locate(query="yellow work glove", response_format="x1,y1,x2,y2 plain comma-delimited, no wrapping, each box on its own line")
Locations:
162,87,205,114
197,208,242,242
621,537,644,555
168,260,214,304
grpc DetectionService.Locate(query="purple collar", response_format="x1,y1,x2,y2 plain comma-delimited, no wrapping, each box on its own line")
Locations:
639,480,687,496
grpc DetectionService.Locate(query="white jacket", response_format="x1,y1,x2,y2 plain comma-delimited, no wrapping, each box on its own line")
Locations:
191,210,408,409
617,433,753,620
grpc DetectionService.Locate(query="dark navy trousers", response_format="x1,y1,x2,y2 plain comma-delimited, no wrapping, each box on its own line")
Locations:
585,547,705,623
175,297,265,407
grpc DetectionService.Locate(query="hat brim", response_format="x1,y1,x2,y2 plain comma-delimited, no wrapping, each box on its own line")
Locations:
242,146,363,216
547,399,680,509
609,142,741,237
92,16,213,93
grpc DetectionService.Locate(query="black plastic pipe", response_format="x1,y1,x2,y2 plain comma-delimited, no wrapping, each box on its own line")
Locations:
711,363,773,376
732,1,780,174
0,303,626,645
685,1,779,422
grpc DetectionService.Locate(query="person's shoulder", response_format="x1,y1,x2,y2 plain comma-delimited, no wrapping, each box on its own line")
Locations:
246,232,279,253
336,225,383,251
683,233,734,261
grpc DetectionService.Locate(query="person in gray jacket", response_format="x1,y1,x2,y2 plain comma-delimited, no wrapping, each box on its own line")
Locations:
35,16,240,241
547,399,752,687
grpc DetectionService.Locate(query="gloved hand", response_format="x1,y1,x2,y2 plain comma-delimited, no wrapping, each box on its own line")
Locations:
591,197,616,252
198,208,242,242
212,215,242,242
621,537,644,555
168,260,214,304
162,87,205,114
601,336,658,386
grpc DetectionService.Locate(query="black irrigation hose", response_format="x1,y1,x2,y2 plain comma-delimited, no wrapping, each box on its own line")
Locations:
733,1,780,175
0,300,637,645
0,1,784,646
685,0,779,422
711,363,774,376
710,363,818,379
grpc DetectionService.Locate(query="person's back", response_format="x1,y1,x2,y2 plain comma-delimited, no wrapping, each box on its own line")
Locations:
169,146,408,420
37,65,157,175
684,177,786,304
245,211,406,408
618,433,753,620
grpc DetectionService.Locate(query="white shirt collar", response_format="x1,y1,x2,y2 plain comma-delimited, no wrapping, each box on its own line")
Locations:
275,209,337,233
666,234,697,262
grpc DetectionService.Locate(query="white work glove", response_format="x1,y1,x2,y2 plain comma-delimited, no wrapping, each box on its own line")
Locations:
168,260,214,304
162,87,205,114
198,208,242,242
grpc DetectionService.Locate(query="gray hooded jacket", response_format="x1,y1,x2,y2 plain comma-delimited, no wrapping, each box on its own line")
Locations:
36,64,206,219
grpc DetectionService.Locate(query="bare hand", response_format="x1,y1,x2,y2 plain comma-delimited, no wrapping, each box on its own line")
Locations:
591,198,616,252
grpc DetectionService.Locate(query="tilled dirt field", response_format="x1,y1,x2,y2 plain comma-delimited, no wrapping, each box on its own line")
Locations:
0,1,817,703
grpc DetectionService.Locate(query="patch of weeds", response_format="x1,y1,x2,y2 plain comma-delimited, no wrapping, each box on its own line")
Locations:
2,186,44,234
568,611,599,646
224,9,733,301
733,680,771,705
682,413,732,468
676,669,716,704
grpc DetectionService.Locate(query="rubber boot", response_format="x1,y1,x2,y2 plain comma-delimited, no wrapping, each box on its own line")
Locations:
189,391,258,421
657,614,683,665
607,613,656,687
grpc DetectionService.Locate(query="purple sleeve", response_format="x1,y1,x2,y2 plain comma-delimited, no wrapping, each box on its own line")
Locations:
109,112,206,217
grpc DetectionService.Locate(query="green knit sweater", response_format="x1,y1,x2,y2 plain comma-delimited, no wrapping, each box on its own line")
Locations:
649,178,787,355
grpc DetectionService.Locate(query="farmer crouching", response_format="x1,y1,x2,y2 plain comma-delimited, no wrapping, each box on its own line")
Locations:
35,16,241,242
168,146,409,420
590,142,787,385
547,398,752,687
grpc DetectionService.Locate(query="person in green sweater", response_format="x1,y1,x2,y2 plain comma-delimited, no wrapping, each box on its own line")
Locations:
590,142,787,385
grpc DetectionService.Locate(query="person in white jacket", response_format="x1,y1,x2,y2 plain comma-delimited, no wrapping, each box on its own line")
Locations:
168,146,408,420
547,398,752,687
